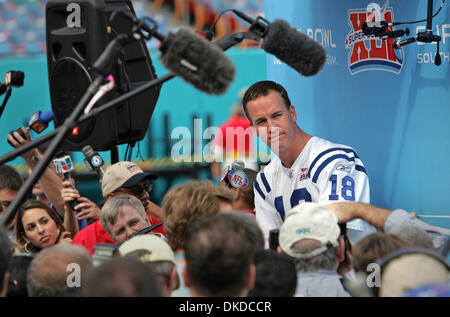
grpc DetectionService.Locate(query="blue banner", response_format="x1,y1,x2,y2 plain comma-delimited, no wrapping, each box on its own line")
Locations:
265,0,450,229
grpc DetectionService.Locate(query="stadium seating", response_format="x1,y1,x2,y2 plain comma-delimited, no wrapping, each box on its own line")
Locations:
0,0,264,57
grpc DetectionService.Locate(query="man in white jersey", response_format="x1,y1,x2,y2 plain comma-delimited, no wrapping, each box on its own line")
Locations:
242,81,375,245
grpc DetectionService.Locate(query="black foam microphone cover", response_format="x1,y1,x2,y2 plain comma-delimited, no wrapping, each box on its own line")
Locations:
7,71,25,87
159,28,236,95
261,19,326,77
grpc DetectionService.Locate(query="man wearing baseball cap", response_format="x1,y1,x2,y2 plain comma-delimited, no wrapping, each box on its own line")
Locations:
279,202,350,297
119,234,180,297
101,161,161,217
71,161,165,255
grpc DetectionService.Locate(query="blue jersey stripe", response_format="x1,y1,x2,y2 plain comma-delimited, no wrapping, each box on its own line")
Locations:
274,196,285,221
254,180,266,200
308,148,360,178
355,165,367,174
312,154,357,183
260,172,271,193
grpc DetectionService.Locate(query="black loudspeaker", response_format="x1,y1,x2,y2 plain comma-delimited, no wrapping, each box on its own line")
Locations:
46,0,161,151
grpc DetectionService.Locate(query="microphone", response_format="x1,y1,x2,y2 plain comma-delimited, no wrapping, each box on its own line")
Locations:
0,71,25,96
120,13,236,95
5,71,24,87
362,21,390,36
7,110,54,147
52,156,77,196
159,27,236,95
28,110,54,133
131,222,164,238
53,155,88,229
82,145,105,179
382,28,410,39
393,36,417,49
435,41,442,66
231,10,326,77
261,19,327,77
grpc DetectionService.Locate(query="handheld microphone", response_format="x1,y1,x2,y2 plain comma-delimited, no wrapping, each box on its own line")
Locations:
53,156,88,229
7,110,54,147
120,13,236,95
53,156,78,208
28,110,54,133
82,145,105,179
231,10,326,77
0,71,25,96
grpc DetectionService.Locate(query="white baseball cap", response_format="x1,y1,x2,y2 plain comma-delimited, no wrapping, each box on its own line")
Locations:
118,234,180,290
279,203,340,259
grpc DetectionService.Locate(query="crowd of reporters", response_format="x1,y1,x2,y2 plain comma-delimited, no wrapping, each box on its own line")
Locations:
0,131,449,297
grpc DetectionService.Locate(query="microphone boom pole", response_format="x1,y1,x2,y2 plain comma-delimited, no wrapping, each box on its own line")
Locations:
0,73,174,167
0,22,247,227
0,28,242,166
0,75,104,227
0,87,12,119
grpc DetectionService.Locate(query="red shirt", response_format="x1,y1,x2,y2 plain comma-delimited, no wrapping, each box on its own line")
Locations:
72,213,166,255
214,115,252,155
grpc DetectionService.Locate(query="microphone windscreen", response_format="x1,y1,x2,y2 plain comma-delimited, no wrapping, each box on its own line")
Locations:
8,71,25,87
82,145,94,158
40,110,54,123
159,28,236,95
261,19,326,77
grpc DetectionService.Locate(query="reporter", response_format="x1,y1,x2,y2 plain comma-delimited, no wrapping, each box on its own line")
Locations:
71,161,165,255
14,200,74,254
100,194,150,244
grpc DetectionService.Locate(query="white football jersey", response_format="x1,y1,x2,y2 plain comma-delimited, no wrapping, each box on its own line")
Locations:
254,137,374,245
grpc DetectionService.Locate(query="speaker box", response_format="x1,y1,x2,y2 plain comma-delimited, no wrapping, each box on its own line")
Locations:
46,0,161,151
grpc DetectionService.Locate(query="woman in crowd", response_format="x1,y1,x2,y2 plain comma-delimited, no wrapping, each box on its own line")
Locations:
13,200,74,254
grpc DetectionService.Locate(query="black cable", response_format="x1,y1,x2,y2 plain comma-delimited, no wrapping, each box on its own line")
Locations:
393,0,446,26
136,142,144,161
109,11,136,163
124,143,129,161
206,9,235,40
